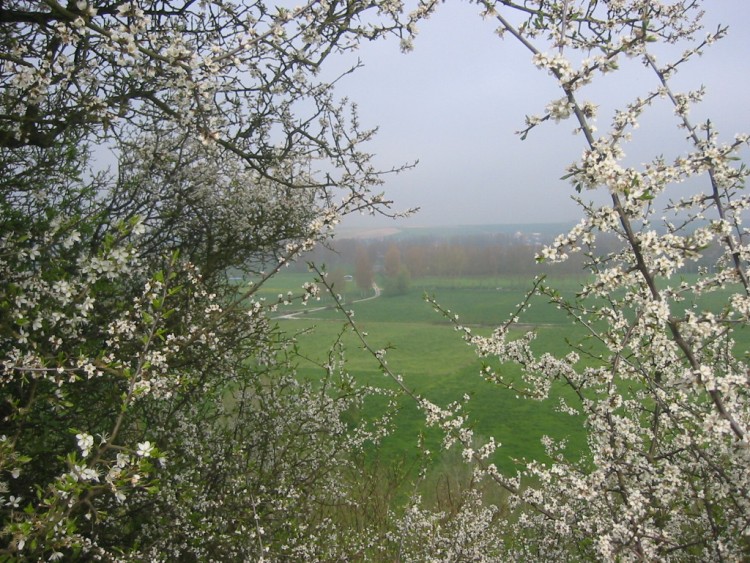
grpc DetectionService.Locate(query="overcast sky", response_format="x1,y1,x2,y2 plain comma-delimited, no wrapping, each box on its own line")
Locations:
330,2,750,229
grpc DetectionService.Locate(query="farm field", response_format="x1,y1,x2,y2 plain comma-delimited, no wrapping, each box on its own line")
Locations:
245,271,595,475
242,270,750,477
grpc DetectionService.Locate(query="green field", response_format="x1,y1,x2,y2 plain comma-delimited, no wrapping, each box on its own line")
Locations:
242,270,750,478
244,272,592,475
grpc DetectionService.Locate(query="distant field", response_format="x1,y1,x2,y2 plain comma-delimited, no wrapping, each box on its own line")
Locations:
240,270,749,475
241,272,592,474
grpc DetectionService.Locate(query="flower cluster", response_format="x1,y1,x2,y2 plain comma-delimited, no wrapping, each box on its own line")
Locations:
0,0,426,557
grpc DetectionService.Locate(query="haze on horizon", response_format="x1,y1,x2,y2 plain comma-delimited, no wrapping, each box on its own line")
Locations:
331,2,750,230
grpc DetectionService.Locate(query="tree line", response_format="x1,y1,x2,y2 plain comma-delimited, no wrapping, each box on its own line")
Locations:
298,228,722,286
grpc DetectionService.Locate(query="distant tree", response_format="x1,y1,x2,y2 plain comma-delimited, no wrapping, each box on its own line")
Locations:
384,243,403,278
355,245,375,295
326,267,348,297
404,243,429,278
382,265,410,296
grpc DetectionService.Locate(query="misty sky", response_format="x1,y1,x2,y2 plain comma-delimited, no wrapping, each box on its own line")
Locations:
331,2,750,229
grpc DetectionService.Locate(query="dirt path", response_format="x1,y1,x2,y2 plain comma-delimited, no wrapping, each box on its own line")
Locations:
274,283,381,320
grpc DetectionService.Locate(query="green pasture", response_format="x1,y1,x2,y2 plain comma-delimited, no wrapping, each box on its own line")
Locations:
251,272,587,325
279,317,589,474
242,270,750,477
257,272,594,475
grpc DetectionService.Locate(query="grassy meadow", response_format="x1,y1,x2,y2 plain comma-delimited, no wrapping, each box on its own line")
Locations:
245,269,750,480
248,271,594,475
